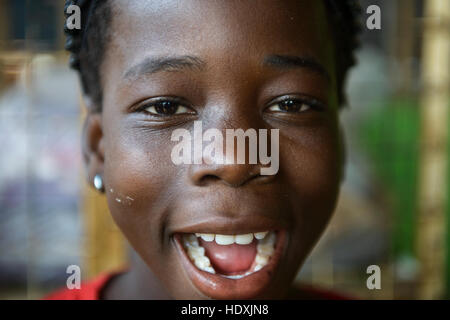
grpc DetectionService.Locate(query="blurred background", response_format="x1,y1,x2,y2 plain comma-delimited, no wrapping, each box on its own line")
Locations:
0,0,449,299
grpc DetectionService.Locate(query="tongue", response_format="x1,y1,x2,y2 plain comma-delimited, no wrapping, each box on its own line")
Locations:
199,238,257,275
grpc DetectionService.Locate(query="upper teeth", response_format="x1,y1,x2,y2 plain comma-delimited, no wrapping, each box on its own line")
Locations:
195,231,269,245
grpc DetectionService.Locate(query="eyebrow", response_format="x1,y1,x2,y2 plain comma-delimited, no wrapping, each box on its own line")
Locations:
124,55,206,80
123,54,330,82
263,54,331,81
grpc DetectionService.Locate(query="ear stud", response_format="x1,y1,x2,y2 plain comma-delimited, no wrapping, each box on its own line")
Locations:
93,174,104,192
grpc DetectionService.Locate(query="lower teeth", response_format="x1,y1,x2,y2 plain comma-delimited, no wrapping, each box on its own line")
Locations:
223,273,248,279
181,231,277,277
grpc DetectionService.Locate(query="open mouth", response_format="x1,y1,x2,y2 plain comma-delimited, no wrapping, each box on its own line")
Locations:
173,229,286,299
182,231,276,278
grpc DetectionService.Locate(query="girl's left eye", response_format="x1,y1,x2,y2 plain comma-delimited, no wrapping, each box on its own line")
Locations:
142,101,192,116
267,99,314,113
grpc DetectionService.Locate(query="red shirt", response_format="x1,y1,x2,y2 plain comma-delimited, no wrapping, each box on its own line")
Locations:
44,272,118,300
44,271,351,300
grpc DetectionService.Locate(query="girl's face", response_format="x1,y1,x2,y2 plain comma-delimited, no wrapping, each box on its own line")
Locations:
88,0,342,299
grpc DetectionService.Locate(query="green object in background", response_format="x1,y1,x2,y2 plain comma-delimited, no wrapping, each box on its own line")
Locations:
358,98,450,297
359,99,420,258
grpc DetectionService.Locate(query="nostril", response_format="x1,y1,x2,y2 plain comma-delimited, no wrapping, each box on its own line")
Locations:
198,174,221,186
189,163,269,188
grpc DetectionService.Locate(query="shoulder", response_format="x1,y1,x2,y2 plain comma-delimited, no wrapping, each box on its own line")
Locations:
43,272,121,300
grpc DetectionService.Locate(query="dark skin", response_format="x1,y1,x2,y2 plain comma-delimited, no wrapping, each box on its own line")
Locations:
83,0,343,299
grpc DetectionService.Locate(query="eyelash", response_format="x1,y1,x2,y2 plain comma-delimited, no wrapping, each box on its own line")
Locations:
137,98,193,117
136,96,324,116
266,96,325,114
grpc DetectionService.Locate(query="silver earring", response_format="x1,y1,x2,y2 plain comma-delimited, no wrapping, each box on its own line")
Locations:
93,174,104,192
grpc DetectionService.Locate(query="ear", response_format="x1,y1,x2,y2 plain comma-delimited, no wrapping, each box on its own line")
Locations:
82,101,105,189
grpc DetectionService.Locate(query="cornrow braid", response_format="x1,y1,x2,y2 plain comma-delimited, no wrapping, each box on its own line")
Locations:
64,0,111,110
64,0,361,111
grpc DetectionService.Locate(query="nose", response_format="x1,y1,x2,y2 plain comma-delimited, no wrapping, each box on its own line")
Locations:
189,161,264,188
187,92,278,187
187,123,277,187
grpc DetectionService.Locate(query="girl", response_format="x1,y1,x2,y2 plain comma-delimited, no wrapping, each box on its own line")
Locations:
49,0,361,299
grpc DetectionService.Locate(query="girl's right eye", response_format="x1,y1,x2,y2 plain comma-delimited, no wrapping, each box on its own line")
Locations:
140,100,193,116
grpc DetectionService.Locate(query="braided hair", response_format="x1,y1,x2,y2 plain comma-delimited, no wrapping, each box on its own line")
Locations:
64,0,111,108
64,0,361,112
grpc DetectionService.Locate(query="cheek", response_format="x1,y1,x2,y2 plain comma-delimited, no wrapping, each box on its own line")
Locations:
281,124,341,218
102,127,178,254
279,125,341,272
101,128,204,298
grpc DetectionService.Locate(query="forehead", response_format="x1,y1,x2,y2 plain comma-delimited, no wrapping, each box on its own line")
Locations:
103,0,335,89
111,0,328,38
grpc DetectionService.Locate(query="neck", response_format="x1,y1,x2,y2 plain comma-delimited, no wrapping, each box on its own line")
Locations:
102,246,172,300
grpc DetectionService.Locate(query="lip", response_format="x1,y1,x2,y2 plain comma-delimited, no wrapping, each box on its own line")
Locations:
173,229,287,299
168,214,288,235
